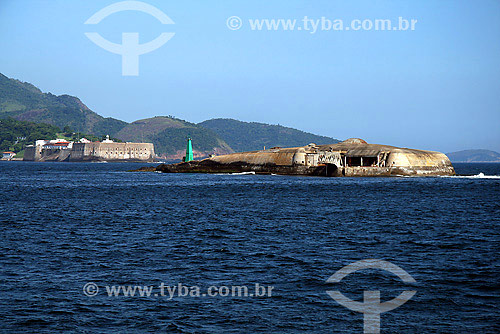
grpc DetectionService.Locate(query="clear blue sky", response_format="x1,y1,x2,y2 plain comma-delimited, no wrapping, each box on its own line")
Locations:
1,0,499,153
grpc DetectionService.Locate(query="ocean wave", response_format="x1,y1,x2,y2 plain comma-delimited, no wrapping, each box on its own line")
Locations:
211,171,256,175
443,172,500,179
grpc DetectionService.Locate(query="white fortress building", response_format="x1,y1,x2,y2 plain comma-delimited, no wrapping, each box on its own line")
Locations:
24,136,155,162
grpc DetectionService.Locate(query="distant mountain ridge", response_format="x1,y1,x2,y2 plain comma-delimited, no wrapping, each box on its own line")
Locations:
199,118,339,152
0,73,340,157
446,149,500,163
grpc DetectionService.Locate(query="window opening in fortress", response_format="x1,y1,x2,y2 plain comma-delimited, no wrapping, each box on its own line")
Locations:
347,157,361,166
362,157,377,166
347,156,378,167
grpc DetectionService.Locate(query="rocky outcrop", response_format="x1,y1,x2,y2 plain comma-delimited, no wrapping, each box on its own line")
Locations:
149,139,455,177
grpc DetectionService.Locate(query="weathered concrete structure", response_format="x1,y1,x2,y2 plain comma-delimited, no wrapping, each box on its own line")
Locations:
153,138,454,177
24,140,155,162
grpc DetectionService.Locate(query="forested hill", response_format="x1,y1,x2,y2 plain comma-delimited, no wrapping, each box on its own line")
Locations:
114,116,233,157
0,73,126,136
1,73,342,158
0,118,110,156
198,118,339,152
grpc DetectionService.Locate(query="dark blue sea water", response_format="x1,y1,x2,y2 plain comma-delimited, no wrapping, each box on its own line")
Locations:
0,162,499,333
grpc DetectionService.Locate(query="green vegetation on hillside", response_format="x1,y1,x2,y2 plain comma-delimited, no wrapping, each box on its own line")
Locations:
0,118,120,154
1,73,342,158
114,116,232,155
0,73,127,136
0,118,59,153
153,126,230,155
199,118,339,152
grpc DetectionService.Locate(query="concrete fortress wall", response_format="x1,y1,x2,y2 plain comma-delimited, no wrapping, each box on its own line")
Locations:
71,142,155,162
211,148,298,166
24,142,155,162
23,146,37,161
158,138,455,177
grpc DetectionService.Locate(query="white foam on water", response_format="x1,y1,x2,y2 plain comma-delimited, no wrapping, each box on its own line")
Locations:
214,171,256,176
441,172,500,179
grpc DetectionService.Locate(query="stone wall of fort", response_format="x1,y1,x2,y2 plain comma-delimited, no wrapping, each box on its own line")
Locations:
24,142,155,162
70,142,155,162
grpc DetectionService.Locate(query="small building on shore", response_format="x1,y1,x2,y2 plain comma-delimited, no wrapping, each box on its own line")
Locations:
2,151,16,160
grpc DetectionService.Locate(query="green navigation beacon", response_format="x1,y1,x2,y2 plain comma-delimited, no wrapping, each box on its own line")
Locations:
184,137,194,162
